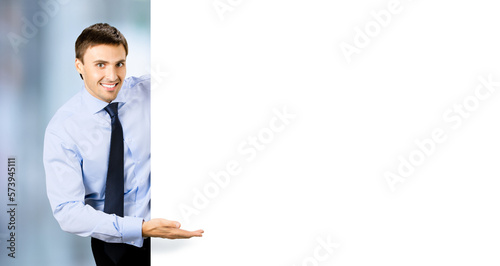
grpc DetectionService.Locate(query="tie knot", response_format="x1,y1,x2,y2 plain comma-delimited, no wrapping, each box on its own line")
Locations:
104,102,119,118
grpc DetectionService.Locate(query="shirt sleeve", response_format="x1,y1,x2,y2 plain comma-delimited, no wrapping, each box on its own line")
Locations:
43,129,144,247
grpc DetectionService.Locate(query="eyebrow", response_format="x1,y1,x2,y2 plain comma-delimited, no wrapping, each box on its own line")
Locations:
93,59,126,64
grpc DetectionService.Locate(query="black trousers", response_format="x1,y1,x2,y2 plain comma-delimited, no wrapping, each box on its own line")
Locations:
91,238,151,266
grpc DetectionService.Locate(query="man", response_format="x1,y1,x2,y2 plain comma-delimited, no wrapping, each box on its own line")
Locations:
43,23,203,266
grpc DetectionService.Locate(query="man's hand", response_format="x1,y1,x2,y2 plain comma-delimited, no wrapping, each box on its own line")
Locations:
142,218,204,239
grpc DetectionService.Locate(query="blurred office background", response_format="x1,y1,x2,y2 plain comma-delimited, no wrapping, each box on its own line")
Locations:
0,0,150,265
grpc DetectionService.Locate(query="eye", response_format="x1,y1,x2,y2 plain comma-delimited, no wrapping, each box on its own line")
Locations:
117,62,125,67
97,63,105,68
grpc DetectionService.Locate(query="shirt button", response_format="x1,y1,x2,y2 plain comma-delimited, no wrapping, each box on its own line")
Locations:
131,241,135,244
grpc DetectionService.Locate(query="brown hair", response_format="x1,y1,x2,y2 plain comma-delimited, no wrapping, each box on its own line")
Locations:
75,23,128,79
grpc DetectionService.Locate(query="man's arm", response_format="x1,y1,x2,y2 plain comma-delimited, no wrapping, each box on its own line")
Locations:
44,129,144,247
44,128,203,245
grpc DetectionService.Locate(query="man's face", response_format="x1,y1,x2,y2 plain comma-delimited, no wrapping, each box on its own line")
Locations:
75,44,126,103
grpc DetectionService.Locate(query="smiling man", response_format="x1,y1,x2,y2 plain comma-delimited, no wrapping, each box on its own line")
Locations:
76,44,126,102
43,23,203,266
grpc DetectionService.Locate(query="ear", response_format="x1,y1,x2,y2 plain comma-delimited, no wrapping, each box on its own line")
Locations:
75,58,84,75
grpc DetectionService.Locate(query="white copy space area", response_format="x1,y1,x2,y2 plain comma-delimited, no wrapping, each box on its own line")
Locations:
152,1,500,265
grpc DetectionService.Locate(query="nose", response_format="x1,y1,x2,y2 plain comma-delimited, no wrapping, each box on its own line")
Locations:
105,66,118,82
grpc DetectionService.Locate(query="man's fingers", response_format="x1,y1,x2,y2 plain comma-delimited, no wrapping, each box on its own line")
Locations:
188,229,204,237
143,218,204,239
170,228,204,239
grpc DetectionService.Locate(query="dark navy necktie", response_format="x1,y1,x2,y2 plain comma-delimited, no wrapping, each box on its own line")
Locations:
104,102,124,216
103,102,126,263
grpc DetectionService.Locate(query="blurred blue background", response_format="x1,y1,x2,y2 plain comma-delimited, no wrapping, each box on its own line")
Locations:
0,0,150,265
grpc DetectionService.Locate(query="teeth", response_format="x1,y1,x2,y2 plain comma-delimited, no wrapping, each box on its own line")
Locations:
101,83,116,88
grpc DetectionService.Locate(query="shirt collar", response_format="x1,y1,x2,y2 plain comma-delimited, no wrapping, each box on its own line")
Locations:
82,86,127,115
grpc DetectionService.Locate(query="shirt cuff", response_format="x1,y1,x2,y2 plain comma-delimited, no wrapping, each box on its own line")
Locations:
122,216,144,247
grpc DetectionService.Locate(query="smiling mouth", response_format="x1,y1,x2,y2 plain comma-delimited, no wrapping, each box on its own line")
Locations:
100,83,119,91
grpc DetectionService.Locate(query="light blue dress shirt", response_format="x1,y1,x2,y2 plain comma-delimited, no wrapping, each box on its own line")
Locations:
43,75,150,248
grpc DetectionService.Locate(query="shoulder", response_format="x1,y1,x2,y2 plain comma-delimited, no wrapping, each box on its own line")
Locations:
45,91,84,135
120,75,151,100
124,75,150,91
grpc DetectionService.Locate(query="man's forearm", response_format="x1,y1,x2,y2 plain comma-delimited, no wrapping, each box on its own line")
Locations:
53,201,144,247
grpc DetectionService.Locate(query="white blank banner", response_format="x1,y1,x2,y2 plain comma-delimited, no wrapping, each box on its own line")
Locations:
152,1,500,265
